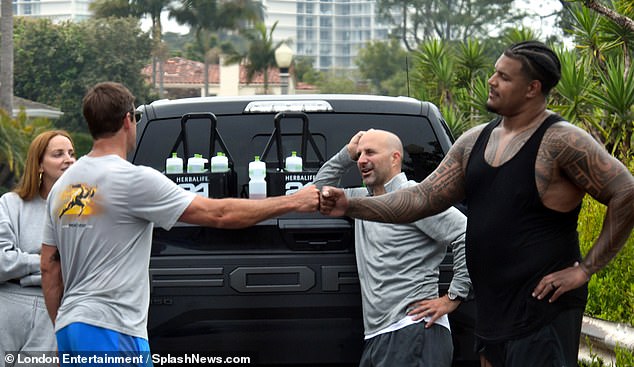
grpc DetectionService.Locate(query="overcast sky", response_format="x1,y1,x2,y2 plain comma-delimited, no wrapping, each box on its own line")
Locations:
515,0,564,38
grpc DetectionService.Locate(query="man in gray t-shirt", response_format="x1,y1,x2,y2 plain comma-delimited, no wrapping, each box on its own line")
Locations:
313,129,470,367
40,82,319,366
43,156,193,341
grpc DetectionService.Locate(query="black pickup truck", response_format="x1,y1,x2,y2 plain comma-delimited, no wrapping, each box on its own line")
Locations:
132,94,478,366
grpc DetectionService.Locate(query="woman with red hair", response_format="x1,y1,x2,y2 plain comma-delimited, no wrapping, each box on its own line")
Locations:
0,130,75,363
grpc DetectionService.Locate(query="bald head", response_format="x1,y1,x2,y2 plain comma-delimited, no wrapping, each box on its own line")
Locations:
356,129,404,195
362,129,404,161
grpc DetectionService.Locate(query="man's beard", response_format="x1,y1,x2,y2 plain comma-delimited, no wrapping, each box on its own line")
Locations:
485,101,498,114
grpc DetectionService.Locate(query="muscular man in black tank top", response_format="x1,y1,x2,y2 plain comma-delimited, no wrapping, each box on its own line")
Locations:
319,41,634,367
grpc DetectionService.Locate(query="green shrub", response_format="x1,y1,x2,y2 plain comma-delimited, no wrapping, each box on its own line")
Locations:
579,355,610,367
615,344,634,366
578,345,634,367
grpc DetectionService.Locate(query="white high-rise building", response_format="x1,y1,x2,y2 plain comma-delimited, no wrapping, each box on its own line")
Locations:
263,0,390,71
12,0,92,22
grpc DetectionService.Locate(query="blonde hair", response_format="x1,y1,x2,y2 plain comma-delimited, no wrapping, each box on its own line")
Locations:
14,130,74,201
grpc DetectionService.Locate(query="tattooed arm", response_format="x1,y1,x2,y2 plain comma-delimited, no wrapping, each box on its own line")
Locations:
321,125,485,223
533,123,634,302
550,124,634,275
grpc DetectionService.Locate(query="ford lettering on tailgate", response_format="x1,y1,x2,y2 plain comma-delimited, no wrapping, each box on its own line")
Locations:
149,265,359,294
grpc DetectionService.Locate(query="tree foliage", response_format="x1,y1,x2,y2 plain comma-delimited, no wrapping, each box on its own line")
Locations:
315,71,361,94
223,21,284,94
91,0,173,95
376,0,525,50
169,0,263,96
578,0,634,34
411,37,494,136
13,17,154,132
355,38,410,95
407,4,633,160
293,56,320,85
0,109,52,191
553,3,634,159
90,0,137,18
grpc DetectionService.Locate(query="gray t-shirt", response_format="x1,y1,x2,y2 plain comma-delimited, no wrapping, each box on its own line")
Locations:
43,155,195,339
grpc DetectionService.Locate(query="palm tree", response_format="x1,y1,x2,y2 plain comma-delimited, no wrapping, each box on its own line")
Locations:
455,38,491,128
0,0,14,114
557,3,634,160
135,0,172,93
223,21,284,94
169,0,263,96
550,48,592,127
413,39,454,107
587,57,634,158
91,0,172,93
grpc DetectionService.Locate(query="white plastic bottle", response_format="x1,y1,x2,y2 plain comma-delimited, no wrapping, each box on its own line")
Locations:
248,156,267,199
210,152,229,173
285,151,303,172
187,153,206,173
165,152,183,174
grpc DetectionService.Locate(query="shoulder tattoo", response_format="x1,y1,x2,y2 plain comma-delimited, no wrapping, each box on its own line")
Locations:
541,124,624,199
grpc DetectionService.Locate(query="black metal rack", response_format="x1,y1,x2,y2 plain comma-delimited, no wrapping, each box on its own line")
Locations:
166,112,237,198
259,112,325,170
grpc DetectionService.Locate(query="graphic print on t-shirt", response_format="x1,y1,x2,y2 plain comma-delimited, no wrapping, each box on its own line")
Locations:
57,183,99,218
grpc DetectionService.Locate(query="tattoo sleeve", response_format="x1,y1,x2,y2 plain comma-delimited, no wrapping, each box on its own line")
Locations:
345,126,481,223
548,125,634,275
583,172,634,275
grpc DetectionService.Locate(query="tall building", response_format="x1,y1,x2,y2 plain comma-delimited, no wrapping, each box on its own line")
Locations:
12,0,92,22
263,0,390,71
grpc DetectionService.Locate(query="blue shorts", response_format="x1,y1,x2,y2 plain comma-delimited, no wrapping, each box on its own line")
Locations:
56,322,153,366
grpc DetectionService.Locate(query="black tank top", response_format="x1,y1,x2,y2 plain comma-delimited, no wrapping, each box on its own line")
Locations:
465,114,587,342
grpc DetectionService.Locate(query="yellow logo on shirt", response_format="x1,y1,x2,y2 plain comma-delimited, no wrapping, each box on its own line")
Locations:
57,184,98,218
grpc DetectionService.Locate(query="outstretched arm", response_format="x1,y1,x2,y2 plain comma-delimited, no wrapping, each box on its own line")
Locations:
180,184,320,229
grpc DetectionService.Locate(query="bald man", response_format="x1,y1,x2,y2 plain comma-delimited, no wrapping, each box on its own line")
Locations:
313,129,471,367
319,41,634,366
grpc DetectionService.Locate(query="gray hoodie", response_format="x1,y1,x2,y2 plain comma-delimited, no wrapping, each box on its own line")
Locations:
0,192,45,295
